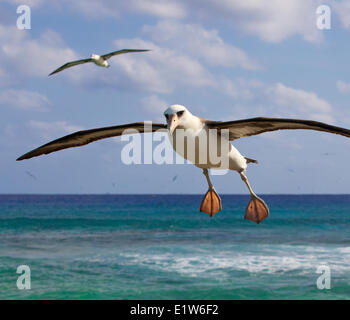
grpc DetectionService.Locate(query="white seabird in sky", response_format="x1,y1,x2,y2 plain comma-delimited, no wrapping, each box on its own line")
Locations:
49,49,150,76
17,105,350,224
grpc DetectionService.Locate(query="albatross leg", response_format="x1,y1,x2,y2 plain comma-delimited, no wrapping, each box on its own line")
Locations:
240,172,269,224
200,169,222,217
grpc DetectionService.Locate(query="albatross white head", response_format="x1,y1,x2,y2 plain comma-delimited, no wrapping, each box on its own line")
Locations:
164,105,199,134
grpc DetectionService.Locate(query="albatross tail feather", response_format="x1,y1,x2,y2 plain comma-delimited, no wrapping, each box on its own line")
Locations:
244,157,258,164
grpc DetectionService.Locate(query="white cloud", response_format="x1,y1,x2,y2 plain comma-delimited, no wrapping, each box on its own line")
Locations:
143,20,260,70
186,0,324,43
220,80,334,123
5,0,329,43
6,0,185,19
219,77,263,99
336,80,350,94
265,83,333,122
129,0,186,19
67,38,215,93
66,21,257,94
117,38,215,92
65,1,120,19
0,89,50,111
4,0,45,7
141,95,168,120
0,25,78,83
29,120,83,140
0,21,217,94
333,1,350,29
47,0,185,20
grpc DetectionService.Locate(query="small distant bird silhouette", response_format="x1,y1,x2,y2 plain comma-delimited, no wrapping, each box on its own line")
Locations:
49,49,150,76
172,175,178,182
25,171,37,180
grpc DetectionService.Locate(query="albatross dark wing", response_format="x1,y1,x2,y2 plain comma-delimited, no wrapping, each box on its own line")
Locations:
49,58,92,76
17,122,167,161
206,117,350,141
101,49,150,60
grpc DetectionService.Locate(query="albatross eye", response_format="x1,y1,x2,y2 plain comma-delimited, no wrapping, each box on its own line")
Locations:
177,111,184,117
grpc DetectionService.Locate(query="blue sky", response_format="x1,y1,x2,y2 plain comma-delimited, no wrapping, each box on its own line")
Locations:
2,0,350,194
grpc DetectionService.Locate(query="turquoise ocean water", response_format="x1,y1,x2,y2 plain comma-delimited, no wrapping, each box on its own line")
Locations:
0,194,349,300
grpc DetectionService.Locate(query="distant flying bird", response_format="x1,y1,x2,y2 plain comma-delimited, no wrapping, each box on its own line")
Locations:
172,175,178,182
49,49,150,76
25,171,37,180
17,105,350,224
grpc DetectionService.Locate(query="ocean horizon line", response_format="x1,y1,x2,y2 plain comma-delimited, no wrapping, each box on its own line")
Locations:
1,193,350,196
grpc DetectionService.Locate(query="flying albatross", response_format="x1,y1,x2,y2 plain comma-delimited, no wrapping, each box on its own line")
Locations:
49,49,150,76
17,105,350,224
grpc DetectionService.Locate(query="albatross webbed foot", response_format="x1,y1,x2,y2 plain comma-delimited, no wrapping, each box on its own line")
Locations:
200,187,222,217
244,195,269,224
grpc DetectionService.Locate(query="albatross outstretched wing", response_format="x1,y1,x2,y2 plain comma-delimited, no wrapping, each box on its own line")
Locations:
206,117,350,141
101,49,150,60
49,58,92,76
17,122,167,161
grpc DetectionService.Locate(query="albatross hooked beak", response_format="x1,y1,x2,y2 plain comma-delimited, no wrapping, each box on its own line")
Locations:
168,114,179,134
